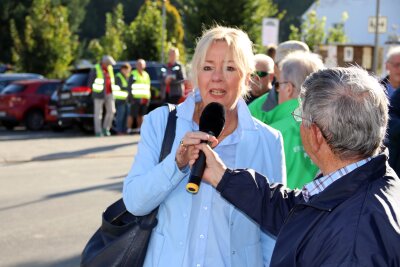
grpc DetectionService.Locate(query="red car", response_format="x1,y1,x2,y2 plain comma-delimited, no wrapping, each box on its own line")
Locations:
0,79,62,130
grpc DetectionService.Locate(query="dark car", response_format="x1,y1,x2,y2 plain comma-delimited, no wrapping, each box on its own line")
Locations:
0,79,62,130
0,73,45,93
53,61,166,133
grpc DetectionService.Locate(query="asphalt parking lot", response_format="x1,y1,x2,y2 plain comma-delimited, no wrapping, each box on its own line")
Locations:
0,127,140,267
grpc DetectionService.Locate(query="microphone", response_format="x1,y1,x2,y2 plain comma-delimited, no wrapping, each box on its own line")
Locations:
186,102,225,194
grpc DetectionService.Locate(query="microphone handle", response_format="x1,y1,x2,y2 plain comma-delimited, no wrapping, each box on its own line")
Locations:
186,141,208,194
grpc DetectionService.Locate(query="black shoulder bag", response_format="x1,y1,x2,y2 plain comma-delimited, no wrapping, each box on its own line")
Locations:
80,104,177,267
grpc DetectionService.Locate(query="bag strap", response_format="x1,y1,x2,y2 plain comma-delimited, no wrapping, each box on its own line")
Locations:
138,103,176,229
159,103,177,162
104,104,177,225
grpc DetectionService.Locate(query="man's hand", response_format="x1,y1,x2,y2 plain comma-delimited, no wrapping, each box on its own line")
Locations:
190,142,227,187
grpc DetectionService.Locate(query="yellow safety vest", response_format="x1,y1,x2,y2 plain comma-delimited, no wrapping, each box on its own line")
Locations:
131,70,151,100
113,72,129,100
91,64,118,93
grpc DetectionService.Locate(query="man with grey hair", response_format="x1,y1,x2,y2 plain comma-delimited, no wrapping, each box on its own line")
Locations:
384,46,400,175
246,54,274,104
270,51,324,189
249,40,309,124
90,55,117,137
381,46,400,98
195,67,400,266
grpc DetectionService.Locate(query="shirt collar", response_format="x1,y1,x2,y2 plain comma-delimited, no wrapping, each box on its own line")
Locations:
302,157,373,202
177,88,257,132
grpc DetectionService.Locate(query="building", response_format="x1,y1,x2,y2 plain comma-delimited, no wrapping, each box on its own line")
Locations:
303,0,400,75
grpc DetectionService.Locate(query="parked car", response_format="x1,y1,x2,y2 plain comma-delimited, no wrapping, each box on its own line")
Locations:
0,79,62,130
53,61,167,133
0,73,44,93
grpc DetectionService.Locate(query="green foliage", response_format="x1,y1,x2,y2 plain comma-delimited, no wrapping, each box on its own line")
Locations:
274,0,315,43
10,0,77,78
288,10,326,51
100,3,126,61
180,0,278,54
242,0,279,52
326,12,349,44
87,39,104,62
301,10,326,51
288,24,301,41
124,0,162,61
56,0,90,33
0,1,33,63
157,0,185,63
289,9,350,50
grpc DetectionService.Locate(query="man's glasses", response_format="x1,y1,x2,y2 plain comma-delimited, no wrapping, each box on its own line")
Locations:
389,61,400,69
291,107,311,123
291,107,329,140
252,71,268,78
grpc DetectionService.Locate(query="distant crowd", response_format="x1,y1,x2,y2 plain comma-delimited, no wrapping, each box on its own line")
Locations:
90,47,186,137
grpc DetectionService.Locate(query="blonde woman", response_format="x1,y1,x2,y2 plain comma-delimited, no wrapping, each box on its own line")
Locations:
123,26,286,267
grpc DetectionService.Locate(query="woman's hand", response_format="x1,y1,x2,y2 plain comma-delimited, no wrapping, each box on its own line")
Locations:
175,131,218,170
189,142,227,188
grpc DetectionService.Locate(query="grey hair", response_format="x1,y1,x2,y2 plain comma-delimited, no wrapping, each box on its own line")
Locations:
101,55,116,66
300,67,388,160
190,26,255,97
386,46,400,62
254,54,275,73
280,51,324,95
275,40,309,64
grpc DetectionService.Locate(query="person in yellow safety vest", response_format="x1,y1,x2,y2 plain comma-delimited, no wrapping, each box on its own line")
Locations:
127,59,151,134
114,62,134,135
90,55,117,137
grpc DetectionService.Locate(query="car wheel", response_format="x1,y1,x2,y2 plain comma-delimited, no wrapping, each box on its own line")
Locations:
78,121,94,134
2,121,18,130
25,110,44,131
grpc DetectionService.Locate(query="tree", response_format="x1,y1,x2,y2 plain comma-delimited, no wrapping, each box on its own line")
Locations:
125,0,162,61
289,10,326,51
289,9,349,51
157,0,185,63
326,12,349,44
178,0,279,54
0,1,33,64
10,0,77,78
100,3,126,61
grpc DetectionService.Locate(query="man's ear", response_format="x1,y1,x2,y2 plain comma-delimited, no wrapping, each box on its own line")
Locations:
287,83,296,98
310,123,325,152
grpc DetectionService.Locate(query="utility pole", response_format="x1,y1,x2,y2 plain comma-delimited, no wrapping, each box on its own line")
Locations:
161,0,166,63
373,0,380,74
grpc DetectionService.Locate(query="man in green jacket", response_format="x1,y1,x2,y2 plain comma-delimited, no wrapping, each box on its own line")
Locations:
249,40,310,125
269,51,324,188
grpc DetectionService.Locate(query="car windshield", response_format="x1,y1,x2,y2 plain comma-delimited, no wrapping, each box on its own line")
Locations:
1,84,25,94
64,73,89,88
146,66,164,80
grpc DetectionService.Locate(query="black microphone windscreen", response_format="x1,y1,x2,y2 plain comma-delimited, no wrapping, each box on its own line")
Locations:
199,102,225,137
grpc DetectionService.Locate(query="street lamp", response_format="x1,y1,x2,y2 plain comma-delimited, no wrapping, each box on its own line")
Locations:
373,0,380,74
161,0,166,63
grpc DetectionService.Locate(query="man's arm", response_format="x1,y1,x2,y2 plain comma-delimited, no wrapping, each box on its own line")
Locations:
197,143,302,235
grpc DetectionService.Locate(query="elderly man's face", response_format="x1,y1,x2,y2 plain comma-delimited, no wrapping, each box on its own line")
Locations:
136,61,145,71
387,54,400,86
250,61,272,96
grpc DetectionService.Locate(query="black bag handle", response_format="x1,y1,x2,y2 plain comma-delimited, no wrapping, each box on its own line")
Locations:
138,103,177,228
159,103,177,162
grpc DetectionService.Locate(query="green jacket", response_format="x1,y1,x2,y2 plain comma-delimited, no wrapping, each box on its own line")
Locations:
249,93,278,124
268,99,319,189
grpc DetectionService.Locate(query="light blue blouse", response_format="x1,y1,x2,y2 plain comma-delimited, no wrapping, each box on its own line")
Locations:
123,90,286,267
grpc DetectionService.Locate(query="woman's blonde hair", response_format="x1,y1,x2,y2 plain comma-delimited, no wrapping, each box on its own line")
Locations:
190,26,255,97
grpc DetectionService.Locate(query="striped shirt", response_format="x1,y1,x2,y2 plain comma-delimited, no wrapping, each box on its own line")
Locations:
302,157,372,202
